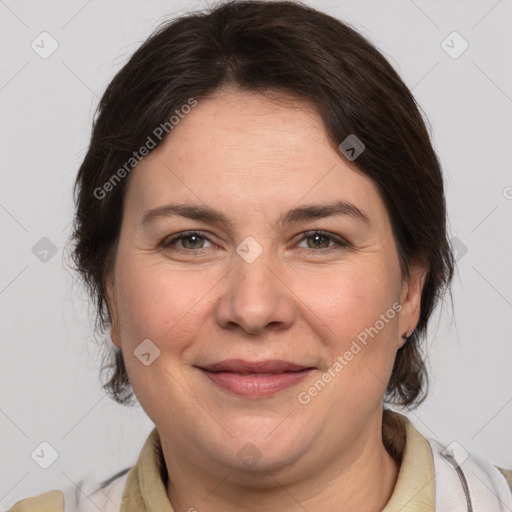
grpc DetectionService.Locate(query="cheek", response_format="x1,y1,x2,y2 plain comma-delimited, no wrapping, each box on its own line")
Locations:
113,257,214,347
111,258,213,421
300,258,398,343
301,259,400,402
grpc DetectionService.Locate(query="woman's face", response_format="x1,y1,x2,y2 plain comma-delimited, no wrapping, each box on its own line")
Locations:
107,87,425,478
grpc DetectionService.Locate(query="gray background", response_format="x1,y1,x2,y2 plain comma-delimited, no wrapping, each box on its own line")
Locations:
1,0,511,507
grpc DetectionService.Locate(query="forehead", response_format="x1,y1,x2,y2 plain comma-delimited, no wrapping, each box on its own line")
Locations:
123,88,388,227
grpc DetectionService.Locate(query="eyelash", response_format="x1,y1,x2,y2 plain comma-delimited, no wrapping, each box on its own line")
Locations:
161,230,348,255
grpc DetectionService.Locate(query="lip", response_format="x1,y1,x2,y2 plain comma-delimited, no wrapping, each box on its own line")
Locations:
201,359,312,373
198,359,315,397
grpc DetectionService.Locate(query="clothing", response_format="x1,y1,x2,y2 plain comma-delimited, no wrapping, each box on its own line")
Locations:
7,412,512,511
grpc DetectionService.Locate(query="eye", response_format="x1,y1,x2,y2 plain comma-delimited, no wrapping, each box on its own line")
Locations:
296,230,348,253
161,229,348,255
162,231,216,253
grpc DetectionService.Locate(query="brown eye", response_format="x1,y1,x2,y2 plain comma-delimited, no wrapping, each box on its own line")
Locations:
162,231,214,252
306,233,330,249
297,231,348,252
179,233,206,249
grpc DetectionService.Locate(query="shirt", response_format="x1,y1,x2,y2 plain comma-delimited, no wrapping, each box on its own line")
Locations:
7,411,512,511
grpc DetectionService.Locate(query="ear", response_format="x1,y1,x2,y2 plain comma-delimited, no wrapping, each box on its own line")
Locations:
397,257,428,349
105,274,121,348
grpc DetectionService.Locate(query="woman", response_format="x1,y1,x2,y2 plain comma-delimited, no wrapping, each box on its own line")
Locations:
8,1,511,510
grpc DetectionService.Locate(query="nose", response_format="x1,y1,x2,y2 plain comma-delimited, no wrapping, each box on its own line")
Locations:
214,251,296,336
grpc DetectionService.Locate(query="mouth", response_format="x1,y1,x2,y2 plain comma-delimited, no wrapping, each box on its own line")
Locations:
197,359,316,398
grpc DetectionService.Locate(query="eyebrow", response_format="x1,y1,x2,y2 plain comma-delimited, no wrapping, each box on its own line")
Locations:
141,200,371,228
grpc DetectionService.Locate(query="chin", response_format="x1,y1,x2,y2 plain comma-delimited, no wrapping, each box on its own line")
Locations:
208,419,313,473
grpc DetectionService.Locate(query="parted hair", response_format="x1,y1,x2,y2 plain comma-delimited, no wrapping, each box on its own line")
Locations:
70,0,455,410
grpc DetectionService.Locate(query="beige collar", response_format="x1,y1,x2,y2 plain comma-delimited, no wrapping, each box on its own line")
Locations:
6,412,436,511
120,412,435,512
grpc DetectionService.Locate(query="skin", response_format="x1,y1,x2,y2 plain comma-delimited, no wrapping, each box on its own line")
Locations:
107,87,427,512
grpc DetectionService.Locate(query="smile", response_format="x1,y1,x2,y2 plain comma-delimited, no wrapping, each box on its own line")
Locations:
200,368,315,397
197,359,316,397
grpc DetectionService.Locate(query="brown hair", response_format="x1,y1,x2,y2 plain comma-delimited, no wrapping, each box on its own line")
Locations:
70,0,454,409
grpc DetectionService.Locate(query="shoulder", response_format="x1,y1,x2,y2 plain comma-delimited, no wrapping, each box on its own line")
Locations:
497,466,512,492
5,469,131,512
5,490,64,512
386,411,512,509
74,469,130,512
426,436,512,508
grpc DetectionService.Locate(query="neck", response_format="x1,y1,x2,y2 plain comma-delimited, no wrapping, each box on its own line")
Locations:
162,415,400,512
